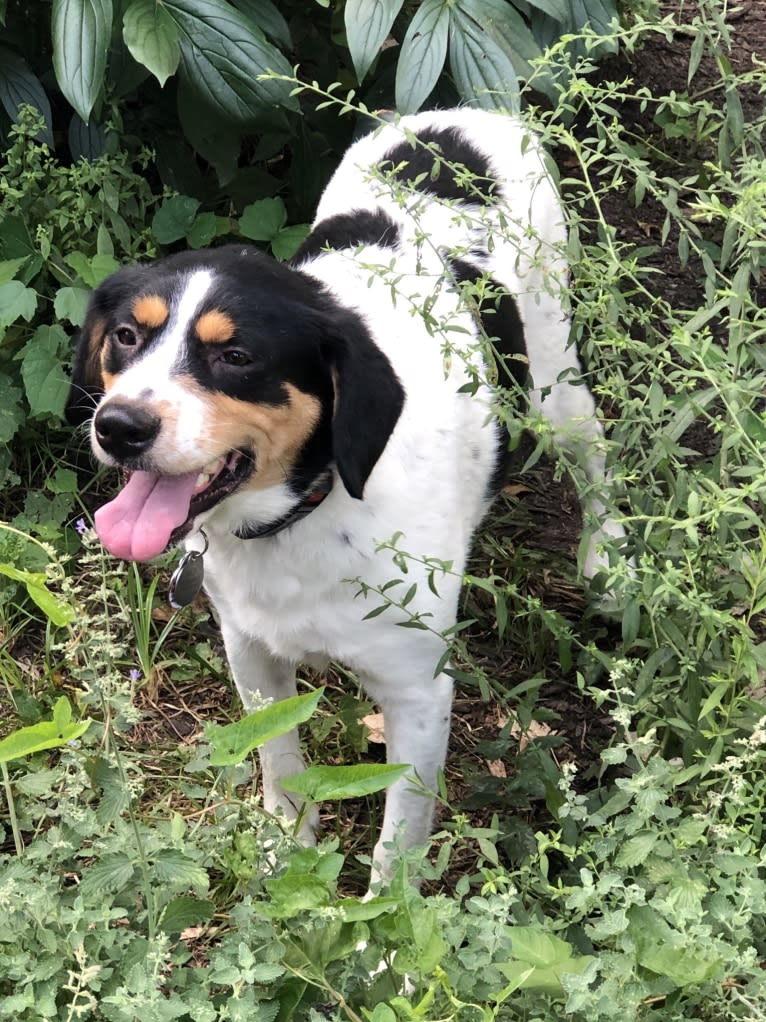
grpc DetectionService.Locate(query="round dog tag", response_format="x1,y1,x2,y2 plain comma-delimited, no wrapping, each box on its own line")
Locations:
168,550,205,609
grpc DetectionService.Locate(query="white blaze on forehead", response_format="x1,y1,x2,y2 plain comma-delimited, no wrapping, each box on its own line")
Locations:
95,269,215,464
106,269,215,401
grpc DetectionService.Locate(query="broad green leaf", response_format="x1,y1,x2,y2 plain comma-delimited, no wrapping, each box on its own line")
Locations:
163,0,298,120
524,0,567,19
456,0,541,76
161,896,215,934
231,0,291,48
152,195,201,244
80,851,135,897
52,0,113,123
186,211,218,248
0,280,37,328
0,373,23,442
18,325,71,419
281,762,409,801
123,0,180,87
614,831,659,868
449,8,520,111
0,47,53,144
345,0,405,82
54,286,90,326
239,197,287,242
0,697,91,763
500,927,594,995
68,112,106,160
0,257,29,285
395,0,449,115
337,895,399,921
271,224,310,261
206,688,323,766
638,942,723,987
260,874,332,917
151,849,209,889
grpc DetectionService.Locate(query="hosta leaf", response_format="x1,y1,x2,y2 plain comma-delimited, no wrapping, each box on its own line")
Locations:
281,762,409,801
52,0,113,123
163,0,298,120
395,0,449,115
206,688,323,766
449,8,520,111
345,0,405,82
0,47,53,144
0,697,91,763
123,0,180,87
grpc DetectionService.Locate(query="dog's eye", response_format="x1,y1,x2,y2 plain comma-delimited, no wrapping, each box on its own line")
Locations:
219,349,252,367
114,326,138,347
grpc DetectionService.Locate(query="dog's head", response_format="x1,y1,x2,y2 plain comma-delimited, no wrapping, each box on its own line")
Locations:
66,245,404,559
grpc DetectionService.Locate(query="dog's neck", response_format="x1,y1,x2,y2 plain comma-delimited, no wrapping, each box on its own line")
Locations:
232,469,334,540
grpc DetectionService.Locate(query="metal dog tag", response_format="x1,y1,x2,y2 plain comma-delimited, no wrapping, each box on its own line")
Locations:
168,530,208,609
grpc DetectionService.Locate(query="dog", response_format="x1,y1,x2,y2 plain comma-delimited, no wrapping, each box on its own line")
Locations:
66,108,627,885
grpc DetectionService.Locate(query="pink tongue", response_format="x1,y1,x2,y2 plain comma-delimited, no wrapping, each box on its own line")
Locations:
94,470,200,561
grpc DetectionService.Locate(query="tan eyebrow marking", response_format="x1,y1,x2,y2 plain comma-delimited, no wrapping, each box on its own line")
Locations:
132,295,169,329
195,309,236,344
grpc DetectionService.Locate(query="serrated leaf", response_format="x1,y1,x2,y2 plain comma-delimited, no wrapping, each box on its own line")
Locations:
0,257,29,285
206,688,323,766
345,0,405,82
164,0,298,121
80,852,135,897
54,286,90,326
152,195,201,244
0,697,91,763
281,762,409,801
19,325,71,418
0,47,53,145
0,280,37,328
151,849,209,889
449,8,520,111
123,0,180,87
161,896,215,933
239,197,287,242
615,831,658,868
395,0,449,114
52,0,113,123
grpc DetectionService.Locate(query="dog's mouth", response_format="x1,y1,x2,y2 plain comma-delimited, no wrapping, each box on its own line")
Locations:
93,450,253,561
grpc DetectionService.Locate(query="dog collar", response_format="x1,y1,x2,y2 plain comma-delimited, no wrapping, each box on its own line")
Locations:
167,471,334,608
233,470,334,540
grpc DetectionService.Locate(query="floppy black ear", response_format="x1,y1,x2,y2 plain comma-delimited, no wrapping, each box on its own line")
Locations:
323,310,405,499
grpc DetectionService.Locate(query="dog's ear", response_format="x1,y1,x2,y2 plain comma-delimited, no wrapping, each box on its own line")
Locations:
322,311,405,499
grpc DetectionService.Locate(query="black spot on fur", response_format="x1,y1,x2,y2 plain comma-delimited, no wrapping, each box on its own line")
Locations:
379,127,496,205
449,258,528,494
292,209,399,262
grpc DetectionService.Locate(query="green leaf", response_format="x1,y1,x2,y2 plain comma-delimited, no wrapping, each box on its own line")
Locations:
123,0,180,87
52,0,113,123
281,762,409,801
186,211,218,248
206,688,323,766
615,831,659,868
0,373,23,443
0,280,37,329
524,0,567,19
271,224,310,261
80,851,135,897
151,849,209,889
345,0,405,82
161,896,215,934
152,195,201,244
0,561,76,626
455,0,541,77
18,325,72,419
0,697,91,763
449,8,520,111
395,0,449,114
231,0,291,48
163,0,298,121
239,197,287,242
500,927,594,995
0,257,29,285
0,47,53,145
54,286,90,326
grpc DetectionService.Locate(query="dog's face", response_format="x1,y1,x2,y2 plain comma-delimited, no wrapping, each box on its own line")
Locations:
67,245,404,559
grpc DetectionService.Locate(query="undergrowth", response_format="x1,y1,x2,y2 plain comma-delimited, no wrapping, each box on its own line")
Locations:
2,2,766,1019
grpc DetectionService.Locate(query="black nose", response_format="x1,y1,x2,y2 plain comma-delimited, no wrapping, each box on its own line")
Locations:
94,401,161,461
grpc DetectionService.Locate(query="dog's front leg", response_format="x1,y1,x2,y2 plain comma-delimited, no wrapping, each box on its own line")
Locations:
363,669,454,886
219,624,319,842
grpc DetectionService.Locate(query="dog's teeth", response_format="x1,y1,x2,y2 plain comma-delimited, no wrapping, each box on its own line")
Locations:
196,472,211,488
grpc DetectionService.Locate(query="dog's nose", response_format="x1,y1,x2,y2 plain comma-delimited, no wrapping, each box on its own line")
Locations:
94,401,161,460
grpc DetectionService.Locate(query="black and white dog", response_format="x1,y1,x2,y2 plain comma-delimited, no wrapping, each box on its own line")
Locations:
67,109,627,884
